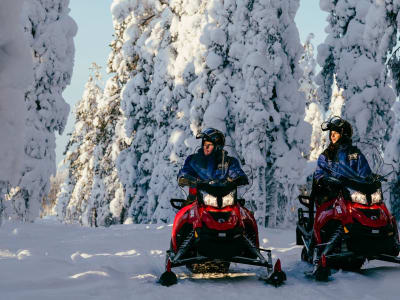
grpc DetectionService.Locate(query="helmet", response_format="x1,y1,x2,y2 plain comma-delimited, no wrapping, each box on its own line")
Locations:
321,116,353,139
196,128,225,150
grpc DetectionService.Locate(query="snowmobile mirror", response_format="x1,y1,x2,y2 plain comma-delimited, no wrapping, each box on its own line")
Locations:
170,198,185,210
298,195,312,208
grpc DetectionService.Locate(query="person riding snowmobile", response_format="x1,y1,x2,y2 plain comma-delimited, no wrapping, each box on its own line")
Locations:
177,128,248,201
312,116,372,204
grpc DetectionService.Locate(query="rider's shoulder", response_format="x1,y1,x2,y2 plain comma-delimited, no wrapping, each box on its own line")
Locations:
349,145,361,153
184,153,197,163
347,145,362,154
318,150,329,160
225,153,240,164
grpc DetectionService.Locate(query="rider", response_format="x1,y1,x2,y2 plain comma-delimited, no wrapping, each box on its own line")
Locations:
177,128,249,197
312,116,372,203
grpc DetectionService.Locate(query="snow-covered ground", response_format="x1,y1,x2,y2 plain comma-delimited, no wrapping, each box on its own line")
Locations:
1,219,399,300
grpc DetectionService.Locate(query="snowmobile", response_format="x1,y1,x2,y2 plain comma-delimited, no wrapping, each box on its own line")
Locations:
296,172,400,281
159,181,286,286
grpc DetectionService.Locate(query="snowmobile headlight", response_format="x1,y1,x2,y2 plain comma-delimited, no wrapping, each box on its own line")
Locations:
350,191,368,205
222,192,235,207
371,189,382,204
203,194,218,207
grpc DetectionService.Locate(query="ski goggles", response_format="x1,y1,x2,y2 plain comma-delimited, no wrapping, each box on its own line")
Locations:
321,116,346,132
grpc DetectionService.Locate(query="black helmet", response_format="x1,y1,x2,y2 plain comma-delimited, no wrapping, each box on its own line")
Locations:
321,116,353,139
196,128,225,150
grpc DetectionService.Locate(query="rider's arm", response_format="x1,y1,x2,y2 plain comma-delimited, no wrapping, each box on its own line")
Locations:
356,152,372,178
226,157,249,187
177,155,199,187
313,154,328,183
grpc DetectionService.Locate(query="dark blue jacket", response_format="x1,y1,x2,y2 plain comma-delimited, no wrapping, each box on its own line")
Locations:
314,143,372,183
178,149,248,184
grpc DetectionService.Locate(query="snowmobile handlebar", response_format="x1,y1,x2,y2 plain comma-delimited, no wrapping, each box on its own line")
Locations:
298,195,313,208
170,198,186,210
322,175,382,195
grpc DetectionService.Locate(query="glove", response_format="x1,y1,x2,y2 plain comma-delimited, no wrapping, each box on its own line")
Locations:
319,176,342,191
196,179,210,189
319,176,339,185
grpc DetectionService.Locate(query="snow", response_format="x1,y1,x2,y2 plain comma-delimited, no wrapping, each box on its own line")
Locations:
1,219,400,299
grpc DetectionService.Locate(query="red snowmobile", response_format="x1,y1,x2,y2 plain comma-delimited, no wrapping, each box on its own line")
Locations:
296,173,400,280
159,182,286,286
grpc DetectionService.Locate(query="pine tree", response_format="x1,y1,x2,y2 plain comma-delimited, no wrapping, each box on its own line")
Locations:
58,64,103,224
7,0,77,222
0,0,34,223
300,34,325,161
385,102,400,219
113,0,182,223
90,75,130,226
367,1,400,219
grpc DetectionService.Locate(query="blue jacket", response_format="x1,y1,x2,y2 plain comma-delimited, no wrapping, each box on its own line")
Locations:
178,149,248,184
314,143,372,183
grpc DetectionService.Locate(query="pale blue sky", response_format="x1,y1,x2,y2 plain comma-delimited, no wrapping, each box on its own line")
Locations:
57,0,328,165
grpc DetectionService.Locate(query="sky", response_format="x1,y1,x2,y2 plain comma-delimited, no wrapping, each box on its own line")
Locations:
57,0,114,166
57,0,328,166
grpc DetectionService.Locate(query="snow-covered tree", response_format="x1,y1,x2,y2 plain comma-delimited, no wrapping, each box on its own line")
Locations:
5,0,77,222
113,0,189,223
317,0,396,152
300,34,325,161
42,170,67,217
88,75,130,227
369,1,400,220
385,101,400,219
0,0,34,224
58,64,103,224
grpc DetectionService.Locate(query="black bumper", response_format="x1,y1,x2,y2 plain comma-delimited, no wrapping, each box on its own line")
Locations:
345,222,398,256
194,226,249,259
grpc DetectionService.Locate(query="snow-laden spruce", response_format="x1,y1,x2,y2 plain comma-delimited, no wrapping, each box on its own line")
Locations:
0,0,34,224
58,65,103,225
112,0,310,226
385,101,400,219
113,0,196,223
317,0,396,153
300,34,325,161
89,75,130,227
371,1,400,220
4,0,77,223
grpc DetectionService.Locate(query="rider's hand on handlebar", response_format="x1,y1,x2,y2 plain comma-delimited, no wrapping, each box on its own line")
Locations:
196,178,235,190
196,179,213,189
320,176,342,187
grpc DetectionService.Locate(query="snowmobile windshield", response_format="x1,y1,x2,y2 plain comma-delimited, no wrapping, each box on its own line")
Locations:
199,184,235,198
